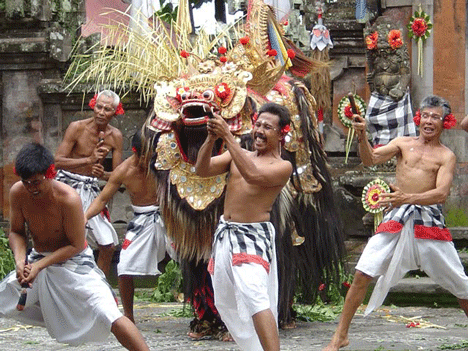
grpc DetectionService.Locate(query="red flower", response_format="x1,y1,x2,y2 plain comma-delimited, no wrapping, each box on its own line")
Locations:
175,86,189,101
282,20,288,26
218,46,227,54
215,82,231,100
239,36,250,45
267,49,277,57
443,113,457,129
88,94,98,109
388,30,403,49
281,124,291,134
45,164,57,179
115,102,125,115
344,104,354,118
342,281,351,288
413,109,421,126
287,49,295,59
365,31,378,50
132,146,137,153
220,56,227,63
318,283,326,291
180,50,190,58
372,193,379,202
411,18,428,37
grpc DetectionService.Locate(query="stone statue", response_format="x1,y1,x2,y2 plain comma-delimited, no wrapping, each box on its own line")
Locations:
364,17,410,101
363,16,415,147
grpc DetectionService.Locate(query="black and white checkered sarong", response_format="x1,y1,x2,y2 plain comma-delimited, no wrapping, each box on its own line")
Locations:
376,204,451,241
208,216,275,274
366,89,416,146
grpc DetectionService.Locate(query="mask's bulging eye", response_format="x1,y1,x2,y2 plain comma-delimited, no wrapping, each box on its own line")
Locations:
202,90,215,101
181,92,191,100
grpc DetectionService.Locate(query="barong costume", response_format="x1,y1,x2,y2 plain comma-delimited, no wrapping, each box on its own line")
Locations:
56,169,118,247
118,204,175,276
356,204,468,315
366,89,416,147
208,216,278,351
0,246,122,345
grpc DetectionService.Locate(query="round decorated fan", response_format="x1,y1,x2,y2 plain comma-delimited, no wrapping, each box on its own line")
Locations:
362,178,390,213
337,94,367,164
362,178,391,231
337,94,366,128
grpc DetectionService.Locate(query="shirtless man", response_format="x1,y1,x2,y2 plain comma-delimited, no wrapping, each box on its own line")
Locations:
324,95,468,351
85,130,174,323
195,102,293,351
0,142,149,351
55,90,124,275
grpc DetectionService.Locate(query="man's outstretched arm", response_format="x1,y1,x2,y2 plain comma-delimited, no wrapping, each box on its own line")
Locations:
352,115,400,166
85,163,124,221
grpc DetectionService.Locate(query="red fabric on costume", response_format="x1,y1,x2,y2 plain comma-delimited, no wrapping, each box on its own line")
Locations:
414,225,452,241
232,253,270,273
207,258,214,275
121,239,132,250
375,220,403,234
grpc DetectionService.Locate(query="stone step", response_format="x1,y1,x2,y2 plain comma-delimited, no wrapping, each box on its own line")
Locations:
382,277,458,307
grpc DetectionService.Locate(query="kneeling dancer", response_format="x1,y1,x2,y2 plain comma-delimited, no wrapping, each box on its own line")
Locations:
1,142,149,350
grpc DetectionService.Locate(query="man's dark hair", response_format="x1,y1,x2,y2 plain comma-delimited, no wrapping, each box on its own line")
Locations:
15,143,54,179
258,102,291,130
131,129,142,157
420,95,451,119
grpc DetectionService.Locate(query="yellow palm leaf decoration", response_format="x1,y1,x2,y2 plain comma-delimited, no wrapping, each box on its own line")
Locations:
65,3,242,102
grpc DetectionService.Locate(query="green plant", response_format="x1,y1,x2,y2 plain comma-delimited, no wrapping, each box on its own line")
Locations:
162,306,194,318
0,229,15,280
293,299,343,322
438,340,468,350
150,260,182,302
445,208,468,227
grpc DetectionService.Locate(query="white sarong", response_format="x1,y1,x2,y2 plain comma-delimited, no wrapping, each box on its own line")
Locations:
56,169,118,247
117,205,176,276
210,217,278,351
0,246,122,345
356,205,468,315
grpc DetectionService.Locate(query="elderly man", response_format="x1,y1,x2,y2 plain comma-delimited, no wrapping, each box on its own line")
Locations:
55,90,123,275
323,95,468,350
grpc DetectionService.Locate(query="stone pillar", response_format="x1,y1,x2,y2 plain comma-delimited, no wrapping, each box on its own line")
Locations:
433,0,466,119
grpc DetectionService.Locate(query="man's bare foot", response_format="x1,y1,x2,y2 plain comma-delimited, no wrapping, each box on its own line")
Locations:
281,320,296,329
322,336,349,351
188,330,212,340
220,331,233,342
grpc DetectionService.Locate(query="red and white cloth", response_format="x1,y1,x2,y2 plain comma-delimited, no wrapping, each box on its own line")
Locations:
356,204,468,315
209,216,278,351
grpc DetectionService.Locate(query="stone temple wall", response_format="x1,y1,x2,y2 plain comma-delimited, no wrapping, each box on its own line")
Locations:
1,0,468,242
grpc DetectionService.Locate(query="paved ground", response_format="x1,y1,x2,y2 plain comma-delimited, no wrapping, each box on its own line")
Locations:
0,292,467,351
